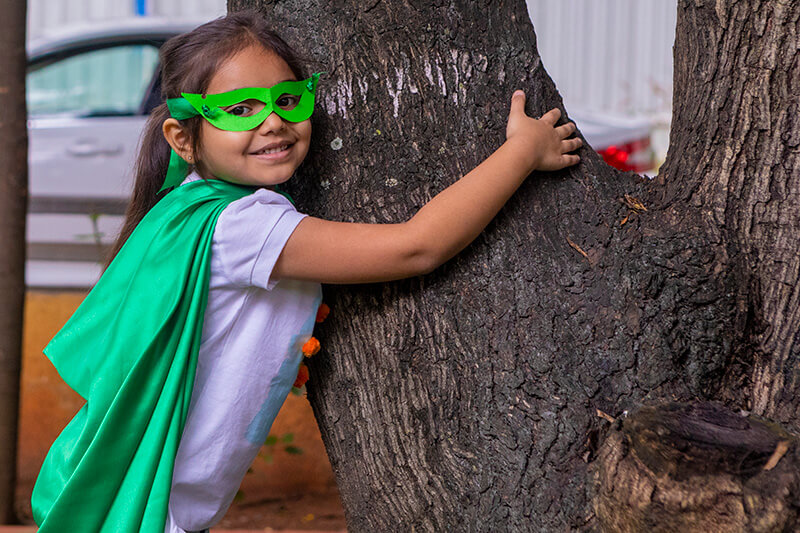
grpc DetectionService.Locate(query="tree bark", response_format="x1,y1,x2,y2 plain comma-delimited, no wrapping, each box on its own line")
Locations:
593,402,800,532
0,0,28,523
228,0,800,529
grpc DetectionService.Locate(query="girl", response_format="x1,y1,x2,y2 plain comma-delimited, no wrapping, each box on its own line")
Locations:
31,10,581,533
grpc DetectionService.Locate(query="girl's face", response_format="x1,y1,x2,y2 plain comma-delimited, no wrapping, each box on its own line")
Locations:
195,44,312,188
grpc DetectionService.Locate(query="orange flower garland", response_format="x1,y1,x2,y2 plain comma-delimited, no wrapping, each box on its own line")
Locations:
293,364,309,388
294,302,329,389
302,337,321,357
315,302,330,323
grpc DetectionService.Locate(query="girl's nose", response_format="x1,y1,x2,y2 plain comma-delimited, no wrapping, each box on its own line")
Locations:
257,110,287,135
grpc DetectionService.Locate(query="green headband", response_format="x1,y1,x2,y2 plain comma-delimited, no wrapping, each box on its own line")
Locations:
160,72,323,192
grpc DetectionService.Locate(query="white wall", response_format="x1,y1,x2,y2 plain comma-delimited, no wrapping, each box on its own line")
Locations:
146,0,226,20
28,0,130,40
26,0,226,40
527,0,677,117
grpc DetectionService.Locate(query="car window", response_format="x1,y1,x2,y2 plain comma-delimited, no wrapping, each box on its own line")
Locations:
27,44,159,117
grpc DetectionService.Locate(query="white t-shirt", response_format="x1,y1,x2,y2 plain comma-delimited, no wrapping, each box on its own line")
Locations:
164,175,321,533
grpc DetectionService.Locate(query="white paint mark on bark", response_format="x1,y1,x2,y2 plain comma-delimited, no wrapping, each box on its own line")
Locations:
385,177,398,187
449,49,460,92
473,52,488,73
330,137,343,150
460,50,471,78
322,94,337,116
322,78,354,119
387,67,406,117
435,62,446,96
423,58,434,85
356,78,369,103
343,78,353,107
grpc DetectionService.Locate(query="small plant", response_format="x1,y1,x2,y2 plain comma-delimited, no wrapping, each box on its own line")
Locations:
259,432,303,464
235,431,304,502
74,212,106,263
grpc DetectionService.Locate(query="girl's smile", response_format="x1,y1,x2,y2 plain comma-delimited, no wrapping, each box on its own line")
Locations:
250,142,292,160
194,43,312,188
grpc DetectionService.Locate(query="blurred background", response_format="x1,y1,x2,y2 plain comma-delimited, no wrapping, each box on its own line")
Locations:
17,1,678,530
24,0,676,289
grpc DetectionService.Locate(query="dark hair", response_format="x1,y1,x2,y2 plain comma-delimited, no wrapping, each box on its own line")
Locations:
106,9,306,265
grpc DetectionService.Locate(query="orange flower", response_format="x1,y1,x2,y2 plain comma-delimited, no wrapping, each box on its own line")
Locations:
315,303,330,323
302,337,321,357
294,363,309,388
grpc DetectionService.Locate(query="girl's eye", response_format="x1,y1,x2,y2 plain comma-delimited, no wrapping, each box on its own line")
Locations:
226,105,251,116
276,94,300,110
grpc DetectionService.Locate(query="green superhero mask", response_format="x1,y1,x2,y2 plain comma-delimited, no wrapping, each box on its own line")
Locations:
161,72,323,192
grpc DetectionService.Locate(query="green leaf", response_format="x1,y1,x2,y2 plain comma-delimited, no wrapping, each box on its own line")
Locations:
284,445,303,455
264,434,278,446
233,490,244,503
282,433,294,443
291,386,303,395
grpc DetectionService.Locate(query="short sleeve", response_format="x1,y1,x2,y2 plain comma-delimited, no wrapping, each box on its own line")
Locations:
213,188,307,290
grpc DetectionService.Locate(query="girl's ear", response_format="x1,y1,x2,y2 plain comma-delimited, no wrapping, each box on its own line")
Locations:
162,118,194,162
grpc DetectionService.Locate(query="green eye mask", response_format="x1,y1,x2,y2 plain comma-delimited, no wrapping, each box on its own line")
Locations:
160,72,323,192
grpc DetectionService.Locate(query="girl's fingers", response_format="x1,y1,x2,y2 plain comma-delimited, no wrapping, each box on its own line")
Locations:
540,108,561,125
562,137,583,152
562,154,581,166
555,122,577,138
510,90,527,116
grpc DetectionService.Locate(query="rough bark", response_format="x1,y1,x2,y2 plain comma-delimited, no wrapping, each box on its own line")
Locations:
0,0,28,523
227,0,800,530
593,403,800,532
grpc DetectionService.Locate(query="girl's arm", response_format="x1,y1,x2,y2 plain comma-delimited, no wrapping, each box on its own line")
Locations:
272,90,582,284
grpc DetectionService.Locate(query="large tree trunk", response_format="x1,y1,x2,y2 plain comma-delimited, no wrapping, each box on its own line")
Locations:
229,0,800,529
0,0,28,523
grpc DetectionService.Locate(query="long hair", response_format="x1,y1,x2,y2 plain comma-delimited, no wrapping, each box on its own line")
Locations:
105,10,306,266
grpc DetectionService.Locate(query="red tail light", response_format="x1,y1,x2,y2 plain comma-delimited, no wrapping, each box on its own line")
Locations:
599,137,654,172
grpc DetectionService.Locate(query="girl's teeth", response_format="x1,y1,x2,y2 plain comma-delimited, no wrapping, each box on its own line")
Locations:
261,146,287,154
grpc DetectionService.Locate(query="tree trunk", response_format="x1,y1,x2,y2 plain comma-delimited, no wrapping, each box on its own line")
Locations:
0,0,28,523
228,0,800,529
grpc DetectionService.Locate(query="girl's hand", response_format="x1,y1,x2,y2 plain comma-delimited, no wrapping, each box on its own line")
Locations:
505,90,582,173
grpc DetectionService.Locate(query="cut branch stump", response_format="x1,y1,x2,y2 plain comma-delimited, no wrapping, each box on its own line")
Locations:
593,402,800,532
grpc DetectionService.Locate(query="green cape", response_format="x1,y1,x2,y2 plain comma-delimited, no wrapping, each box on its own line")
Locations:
32,178,257,532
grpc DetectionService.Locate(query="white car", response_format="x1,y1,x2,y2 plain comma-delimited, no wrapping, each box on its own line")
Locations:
26,19,654,289
26,19,205,288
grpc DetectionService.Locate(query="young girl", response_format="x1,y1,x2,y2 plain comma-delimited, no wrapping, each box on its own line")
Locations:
31,10,581,533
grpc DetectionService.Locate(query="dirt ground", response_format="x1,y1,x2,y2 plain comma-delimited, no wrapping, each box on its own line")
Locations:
216,489,346,531
15,487,346,531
